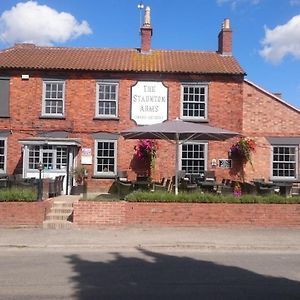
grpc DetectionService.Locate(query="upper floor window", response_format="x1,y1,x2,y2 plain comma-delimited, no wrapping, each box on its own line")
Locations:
272,146,298,180
42,80,65,117
181,83,208,121
96,81,118,118
0,138,6,173
0,77,10,117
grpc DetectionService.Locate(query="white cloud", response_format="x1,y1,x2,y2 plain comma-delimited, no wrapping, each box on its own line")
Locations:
290,0,300,6
0,1,92,46
260,15,300,64
217,0,260,9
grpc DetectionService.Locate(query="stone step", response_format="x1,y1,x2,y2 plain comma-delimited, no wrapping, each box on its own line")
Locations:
51,202,74,209
46,212,73,221
43,195,79,229
43,220,74,229
50,208,74,214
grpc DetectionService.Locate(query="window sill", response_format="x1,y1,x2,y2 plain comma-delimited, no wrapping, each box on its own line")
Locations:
93,117,119,121
92,175,116,179
40,116,66,120
180,117,209,123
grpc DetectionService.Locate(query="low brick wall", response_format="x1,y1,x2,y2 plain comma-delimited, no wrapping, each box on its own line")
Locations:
0,199,54,227
73,201,300,227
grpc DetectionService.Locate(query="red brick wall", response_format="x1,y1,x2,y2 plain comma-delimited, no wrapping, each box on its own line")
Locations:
0,199,53,227
242,81,300,182
243,81,300,136
3,71,244,191
73,201,126,226
73,201,300,228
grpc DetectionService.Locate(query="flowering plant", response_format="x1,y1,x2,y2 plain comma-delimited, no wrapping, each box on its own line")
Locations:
233,182,242,197
134,139,158,168
230,137,256,166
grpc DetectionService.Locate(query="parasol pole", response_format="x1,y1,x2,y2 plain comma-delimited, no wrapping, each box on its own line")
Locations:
175,134,179,195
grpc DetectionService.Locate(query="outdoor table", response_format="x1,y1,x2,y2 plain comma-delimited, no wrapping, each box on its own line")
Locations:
198,181,218,193
132,180,152,191
272,181,294,197
251,180,277,195
0,177,8,188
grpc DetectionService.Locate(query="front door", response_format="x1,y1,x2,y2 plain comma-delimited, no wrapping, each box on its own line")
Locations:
22,144,76,194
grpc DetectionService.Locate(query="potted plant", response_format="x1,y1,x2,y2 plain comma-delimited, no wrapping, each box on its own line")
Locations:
71,165,88,195
229,137,256,167
134,139,158,180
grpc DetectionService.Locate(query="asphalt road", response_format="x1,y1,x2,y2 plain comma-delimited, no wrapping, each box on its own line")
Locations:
0,247,299,300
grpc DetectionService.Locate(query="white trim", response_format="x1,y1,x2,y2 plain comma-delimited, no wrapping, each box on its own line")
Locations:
180,83,208,121
270,145,298,181
19,138,80,147
179,140,208,175
95,81,119,118
42,80,65,117
244,79,300,114
94,139,117,177
0,137,7,174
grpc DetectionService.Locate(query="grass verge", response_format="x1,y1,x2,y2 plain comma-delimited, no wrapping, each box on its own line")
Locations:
125,191,300,204
0,187,37,202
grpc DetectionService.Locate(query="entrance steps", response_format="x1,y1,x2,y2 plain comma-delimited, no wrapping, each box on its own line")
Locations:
43,195,80,229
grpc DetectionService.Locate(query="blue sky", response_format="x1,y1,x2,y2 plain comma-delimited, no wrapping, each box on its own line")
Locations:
0,0,300,108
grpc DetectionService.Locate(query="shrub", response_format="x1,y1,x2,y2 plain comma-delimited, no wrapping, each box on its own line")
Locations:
0,187,37,202
125,191,300,204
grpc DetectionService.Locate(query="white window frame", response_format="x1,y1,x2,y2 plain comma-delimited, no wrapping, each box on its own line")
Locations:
27,145,68,171
0,138,7,174
179,141,208,175
42,80,65,117
271,145,298,181
180,83,208,121
94,139,117,177
95,81,119,118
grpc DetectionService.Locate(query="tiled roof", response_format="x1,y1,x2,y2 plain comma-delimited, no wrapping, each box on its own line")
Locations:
0,44,245,75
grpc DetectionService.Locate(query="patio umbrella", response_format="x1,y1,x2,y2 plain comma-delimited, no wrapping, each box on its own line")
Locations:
121,119,239,194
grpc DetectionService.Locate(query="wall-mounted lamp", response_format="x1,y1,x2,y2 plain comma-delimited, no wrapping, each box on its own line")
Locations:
211,158,217,167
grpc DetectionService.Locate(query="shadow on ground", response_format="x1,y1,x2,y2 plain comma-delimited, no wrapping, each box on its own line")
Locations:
67,249,300,300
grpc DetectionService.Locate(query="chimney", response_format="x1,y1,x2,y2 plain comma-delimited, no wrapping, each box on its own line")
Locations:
218,18,232,55
140,6,153,53
273,92,282,99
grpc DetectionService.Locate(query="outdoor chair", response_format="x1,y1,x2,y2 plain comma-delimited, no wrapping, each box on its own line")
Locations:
116,179,133,200
116,170,129,182
0,175,8,188
203,171,216,182
152,177,169,192
178,172,198,192
291,183,300,197
217,179,233,195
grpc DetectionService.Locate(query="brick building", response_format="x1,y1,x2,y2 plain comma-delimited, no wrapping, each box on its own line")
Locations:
0,7,299,194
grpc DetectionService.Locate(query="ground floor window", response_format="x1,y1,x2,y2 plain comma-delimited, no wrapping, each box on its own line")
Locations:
180,142,207,175
28,145,67,170
94,140,117,176
272,145,298,179
0,138,6,173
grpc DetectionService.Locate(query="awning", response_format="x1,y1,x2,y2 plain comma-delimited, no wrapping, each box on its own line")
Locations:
267,137,300,145
19,137,81,147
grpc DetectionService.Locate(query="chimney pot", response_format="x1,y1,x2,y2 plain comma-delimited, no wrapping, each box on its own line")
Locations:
140,6,153,53
218,18,232,55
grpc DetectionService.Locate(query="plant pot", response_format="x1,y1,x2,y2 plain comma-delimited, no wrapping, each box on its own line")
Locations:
71,185,84,195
